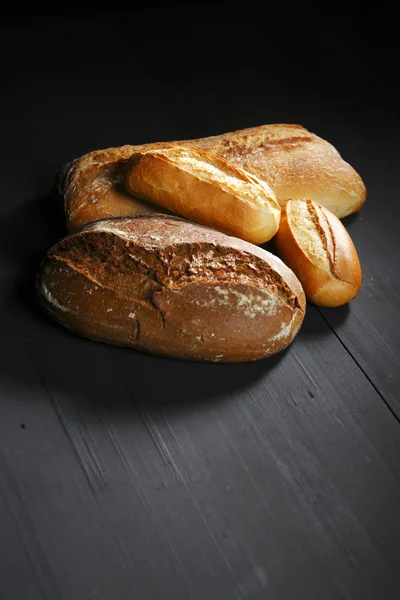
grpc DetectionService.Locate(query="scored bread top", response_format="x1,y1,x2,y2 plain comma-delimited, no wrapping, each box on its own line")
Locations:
273,198,362,307
124,145,281,245
128,144,279,209
287,199,333,273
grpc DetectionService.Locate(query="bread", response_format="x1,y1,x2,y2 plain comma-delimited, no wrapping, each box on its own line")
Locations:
124,144,281,245
273,198,362,307
60,123,366,232
36,214,306,363
60,144,173,231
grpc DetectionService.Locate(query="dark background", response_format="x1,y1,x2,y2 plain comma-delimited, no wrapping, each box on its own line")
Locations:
1,4,400,600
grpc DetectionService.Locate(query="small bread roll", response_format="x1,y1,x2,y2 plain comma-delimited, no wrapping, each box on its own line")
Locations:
123,145,281,245
273,198,362,307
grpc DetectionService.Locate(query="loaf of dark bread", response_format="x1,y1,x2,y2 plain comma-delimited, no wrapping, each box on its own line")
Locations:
36,214,306,363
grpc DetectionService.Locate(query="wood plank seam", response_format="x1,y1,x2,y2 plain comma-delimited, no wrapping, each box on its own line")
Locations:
315,307,400,426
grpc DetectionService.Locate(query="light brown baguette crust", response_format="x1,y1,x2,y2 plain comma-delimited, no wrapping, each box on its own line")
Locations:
273,199,362,307
60,144,173,231
37,214,306,363
123,144,281,245
60,124,366,231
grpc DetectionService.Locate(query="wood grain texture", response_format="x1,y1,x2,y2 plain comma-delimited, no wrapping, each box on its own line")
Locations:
2,310,400,600
317,140,400,416
1,5,400,600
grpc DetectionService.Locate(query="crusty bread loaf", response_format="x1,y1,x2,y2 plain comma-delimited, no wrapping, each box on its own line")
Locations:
60,143,173,231
60,124,366,232
273,198,362,307
37,214,306,363
124,144,281,245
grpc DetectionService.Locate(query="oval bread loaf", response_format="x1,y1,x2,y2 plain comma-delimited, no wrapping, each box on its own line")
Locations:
37,214,306,363
123,145,281,245
60,124,366,232
273,199,362,307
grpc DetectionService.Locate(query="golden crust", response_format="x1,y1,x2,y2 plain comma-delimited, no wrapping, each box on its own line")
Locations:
273,198,362,307
60,144,171,230
124,145,281,245
60,124,367,232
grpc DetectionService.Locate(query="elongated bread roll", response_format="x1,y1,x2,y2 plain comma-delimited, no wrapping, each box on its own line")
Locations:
273,198,362,307
37,214,306,363
124,145,281,245
60,124,366,232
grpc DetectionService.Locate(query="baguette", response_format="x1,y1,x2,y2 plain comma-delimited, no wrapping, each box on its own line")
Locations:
37,214,306,363
124,144,281,245
273,198,362,307
60,124,366,232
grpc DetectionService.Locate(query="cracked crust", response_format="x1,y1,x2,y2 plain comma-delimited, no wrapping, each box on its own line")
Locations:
60,124,366,232
123,144,281,244
37,214,306,363
273,199,362,307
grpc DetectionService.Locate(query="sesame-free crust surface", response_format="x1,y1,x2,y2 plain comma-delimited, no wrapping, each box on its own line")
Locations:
61,123,366,231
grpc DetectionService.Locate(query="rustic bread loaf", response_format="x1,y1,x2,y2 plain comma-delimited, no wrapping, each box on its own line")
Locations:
37,214,306,363
124,145,281,245
273,199,362,307
60,123,366,232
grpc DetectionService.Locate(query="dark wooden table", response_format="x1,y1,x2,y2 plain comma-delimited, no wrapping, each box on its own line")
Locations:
1,6,399,600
